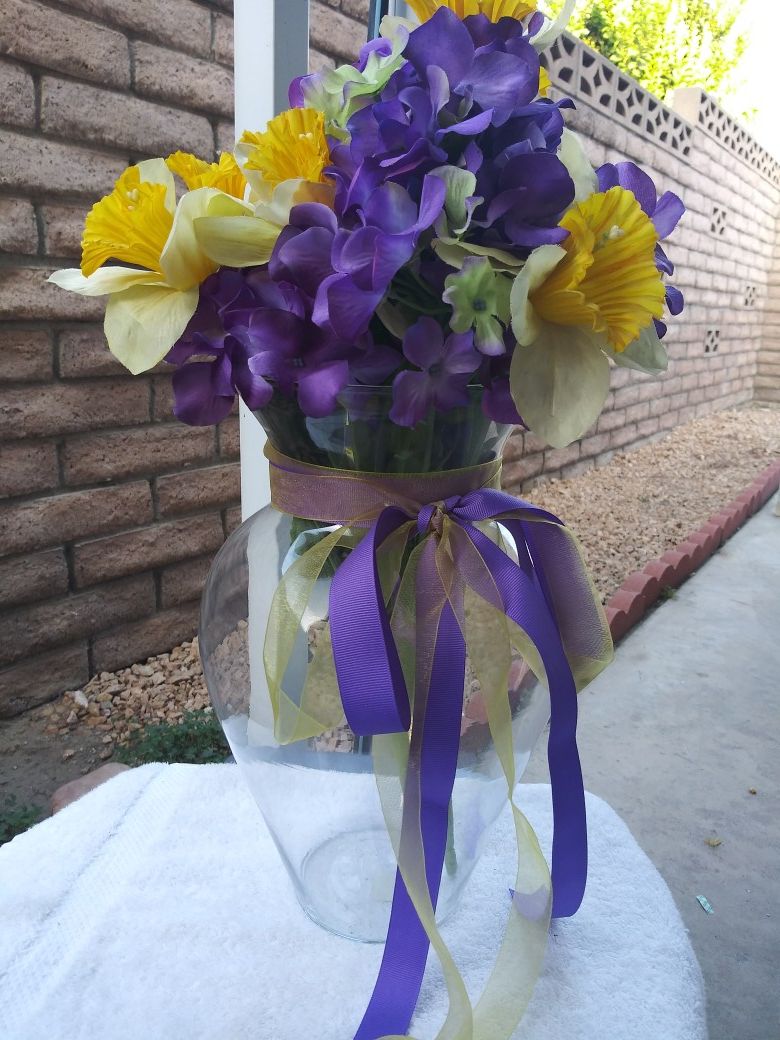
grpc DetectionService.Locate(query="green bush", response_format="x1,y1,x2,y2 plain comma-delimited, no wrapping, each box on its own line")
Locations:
116,710,230,767
0,796,42,847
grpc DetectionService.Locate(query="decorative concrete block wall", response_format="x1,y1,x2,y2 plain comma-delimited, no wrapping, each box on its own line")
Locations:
1,1,779,715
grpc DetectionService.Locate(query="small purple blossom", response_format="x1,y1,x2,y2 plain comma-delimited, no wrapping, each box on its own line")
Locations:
389,317,481,427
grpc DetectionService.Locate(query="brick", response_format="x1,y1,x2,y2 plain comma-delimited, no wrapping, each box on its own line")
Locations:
310,48,336,74
73,514,224,586
0,197,38,255
0,482,152,556
41,205,86,259
41,77,215,158
0,441,59,499
133,41,234,118
0,574,155,668
502,452,544,490
225,505,242,534
160,554,213,607
310,3,364,62
341,0,370,18
0,0,130,89
152,374,176,421
0,130,125,198
216,121,236,154
62,423,214,485
0,380,149,441
0,642,89,718
0,60,35,129
0,549,68,610
0,329,53,383
218,417,240,459
156,463,240,517
58,0,212,58
92,603,200,674
58,326,125,379
214,13,234,65
0,266,103,323
52,763,130,814
579,432,610,459
543,443,580,471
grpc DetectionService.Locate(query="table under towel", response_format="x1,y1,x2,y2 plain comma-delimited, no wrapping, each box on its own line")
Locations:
0,763,707,1039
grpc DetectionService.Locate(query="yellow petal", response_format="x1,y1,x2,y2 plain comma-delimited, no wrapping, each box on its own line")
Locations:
48,266,163,296
406,0,537,20
81,163,173,277
104,284,199,374
137,157,176,213
158,187,223,291
238,108,331,190
166,151,247,199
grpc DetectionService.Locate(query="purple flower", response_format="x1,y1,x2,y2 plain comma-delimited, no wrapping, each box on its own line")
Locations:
597,161,685,336
166,268,360,424
389,317,481,427
272,176,446,342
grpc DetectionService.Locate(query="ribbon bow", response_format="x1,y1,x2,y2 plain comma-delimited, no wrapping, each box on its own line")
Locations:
264,448,613,1040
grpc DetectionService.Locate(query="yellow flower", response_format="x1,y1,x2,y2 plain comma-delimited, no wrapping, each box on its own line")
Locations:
406,0,537,21
80,164,173,278
50,159,251,374
538,67,550,97
166,151,247,199
527,187,665,351
238,108,331,190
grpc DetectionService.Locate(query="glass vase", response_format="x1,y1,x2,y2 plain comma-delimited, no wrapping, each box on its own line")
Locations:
199,387,550,942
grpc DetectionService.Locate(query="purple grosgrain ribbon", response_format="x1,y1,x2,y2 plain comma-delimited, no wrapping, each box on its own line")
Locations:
330,490,587,1039
267,446,602,1039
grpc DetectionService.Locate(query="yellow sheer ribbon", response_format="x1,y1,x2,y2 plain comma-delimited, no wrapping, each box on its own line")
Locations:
263,453,613,1039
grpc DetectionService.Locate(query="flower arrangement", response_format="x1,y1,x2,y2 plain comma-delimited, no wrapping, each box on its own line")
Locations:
51,0,684,449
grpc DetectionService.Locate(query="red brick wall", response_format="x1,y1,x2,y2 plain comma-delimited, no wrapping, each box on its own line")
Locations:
0,0,239,716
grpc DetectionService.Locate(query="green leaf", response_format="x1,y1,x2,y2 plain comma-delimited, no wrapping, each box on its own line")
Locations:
429,165,479,235
509,327,610,448
607,324,669,375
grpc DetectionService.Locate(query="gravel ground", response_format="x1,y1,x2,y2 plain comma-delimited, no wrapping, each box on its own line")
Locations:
530,405,780,601
1,404,778,812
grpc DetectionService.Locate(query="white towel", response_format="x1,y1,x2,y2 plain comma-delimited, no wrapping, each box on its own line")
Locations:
0,764,706,1040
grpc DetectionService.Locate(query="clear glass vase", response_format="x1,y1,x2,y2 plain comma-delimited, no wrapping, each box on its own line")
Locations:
200,387,550,942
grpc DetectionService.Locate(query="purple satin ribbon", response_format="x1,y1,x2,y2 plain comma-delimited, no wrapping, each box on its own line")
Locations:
329,488,587,1039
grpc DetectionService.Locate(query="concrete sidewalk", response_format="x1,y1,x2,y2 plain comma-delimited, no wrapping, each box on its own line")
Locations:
526,500,780,1040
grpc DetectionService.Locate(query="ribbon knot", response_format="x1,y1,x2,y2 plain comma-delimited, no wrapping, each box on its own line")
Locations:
416,497,458,537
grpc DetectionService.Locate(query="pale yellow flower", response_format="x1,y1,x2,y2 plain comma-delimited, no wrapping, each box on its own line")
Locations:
49,159,250,374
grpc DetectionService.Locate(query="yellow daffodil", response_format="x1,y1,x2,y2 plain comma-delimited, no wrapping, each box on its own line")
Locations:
49,159,250,374
406,0,537,20
236,108,333,202
514,187,664,351
191,108,337,270
508,187,666,447
166,151,247,199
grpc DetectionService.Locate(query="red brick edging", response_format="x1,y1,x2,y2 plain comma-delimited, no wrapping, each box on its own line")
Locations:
605,460,780,642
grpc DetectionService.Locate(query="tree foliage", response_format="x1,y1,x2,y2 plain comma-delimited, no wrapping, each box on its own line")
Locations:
557,0,748,102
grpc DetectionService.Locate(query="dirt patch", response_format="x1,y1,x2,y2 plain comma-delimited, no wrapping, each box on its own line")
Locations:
1,404,778,816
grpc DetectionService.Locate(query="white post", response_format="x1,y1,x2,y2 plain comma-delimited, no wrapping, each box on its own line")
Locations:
233,0,310,521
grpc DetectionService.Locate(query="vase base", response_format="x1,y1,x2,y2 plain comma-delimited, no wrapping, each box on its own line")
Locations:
298,826,397,943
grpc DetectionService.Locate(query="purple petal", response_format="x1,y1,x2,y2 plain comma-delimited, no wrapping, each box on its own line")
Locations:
654,318,668,339
389,369,433,427
653,191,685,239
404,7,475,89
460,50,539,116
172,361,234,426
596,163,619,193
435,107,494,142
402,317,445,370
350,341,402,384
482,378,522,424
431,373,472,412
655,243,674,276
665,284,684,316
363,182,418,234
297,360,349,418
273,226,336,298
442,330,481,376
612,161,656,216
415,173,448,231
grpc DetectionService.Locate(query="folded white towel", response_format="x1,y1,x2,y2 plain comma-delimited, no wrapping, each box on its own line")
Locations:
0,764,706,1040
